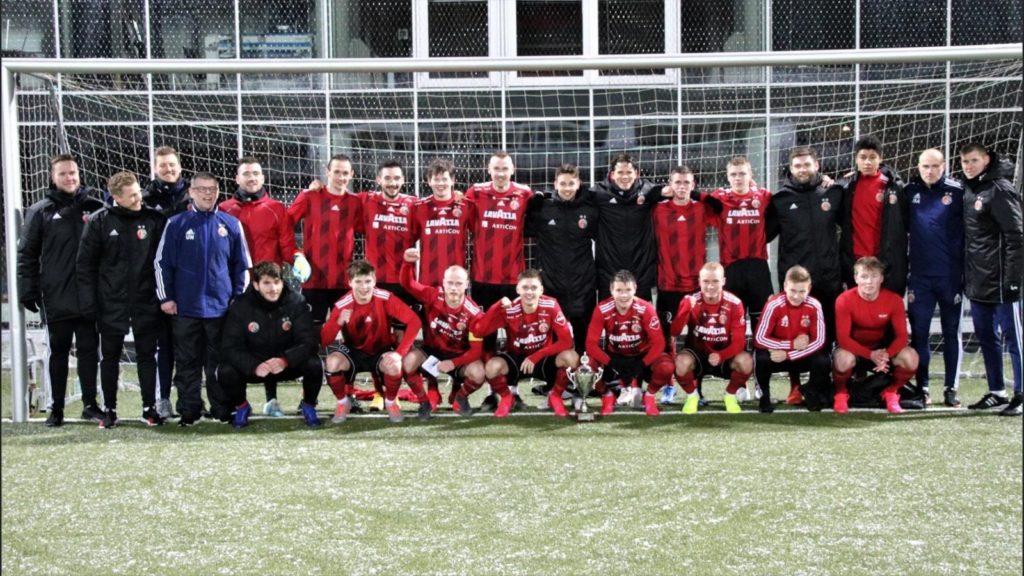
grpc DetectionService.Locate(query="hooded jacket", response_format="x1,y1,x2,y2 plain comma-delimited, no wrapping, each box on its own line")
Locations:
17,185,105,322
838,164,909,295
963,152,1023,303
220,283,317,376
590,178,663,295
525,190,599,316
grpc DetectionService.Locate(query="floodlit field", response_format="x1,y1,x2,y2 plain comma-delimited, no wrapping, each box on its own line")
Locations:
2,375,1021,576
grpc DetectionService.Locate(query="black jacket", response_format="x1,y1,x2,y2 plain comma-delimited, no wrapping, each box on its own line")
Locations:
525,191,599,316
590,178,663,295
143,177,191,216
838,165,909,294
220,284,317,376
766,170,844,295
17,186,105,323
963,153,1023,304
77,205,167,335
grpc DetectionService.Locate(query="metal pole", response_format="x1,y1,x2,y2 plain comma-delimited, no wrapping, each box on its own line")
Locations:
3,65,29,422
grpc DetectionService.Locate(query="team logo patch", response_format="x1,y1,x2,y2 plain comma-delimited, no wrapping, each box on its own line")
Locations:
510,200,520,211
578,216,588,229
800,316,811,328
399,205,409,215
781,316,789,327
456,321,467,331
631,322,642,334
821,201,831,211
888,193,897,205
875,192,884,203
941,194,952,206
538,322,549,334
636,195,645,205
453,207,462,218
136,226,147,240
218,224,228,237
247,322,260,333
82,213,89,223
719,312,728,324
282,320,292,331
907,290,915,303
974,199,983,211
752,199,761,209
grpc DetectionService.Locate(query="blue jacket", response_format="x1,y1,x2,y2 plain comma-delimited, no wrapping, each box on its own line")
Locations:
154,206,252,319
906,175,964,284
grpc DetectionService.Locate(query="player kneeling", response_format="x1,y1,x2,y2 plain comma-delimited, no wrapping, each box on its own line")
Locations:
219,262,323,428
321,260,425,423
753,266,830,413
832,257,919,414
472,269,579,417
400,249,487,416
671,262,753,414
585,271,674,416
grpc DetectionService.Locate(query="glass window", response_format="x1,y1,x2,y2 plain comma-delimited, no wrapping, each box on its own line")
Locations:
239,0,323,90
952,0,1023,45
680,0,765,83
1,0,56,58
516,0,583,77
150,0,236,90
331,0,412,88
428,0,489,79
598,0,665,76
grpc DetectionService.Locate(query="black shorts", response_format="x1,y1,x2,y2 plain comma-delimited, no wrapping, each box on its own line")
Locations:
723,258,774,318
602,354,651,384
681,348,735,381
326,343,389,383
495,351,561,386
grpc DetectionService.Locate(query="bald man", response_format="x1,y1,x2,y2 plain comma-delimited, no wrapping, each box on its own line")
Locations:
905,148,965,407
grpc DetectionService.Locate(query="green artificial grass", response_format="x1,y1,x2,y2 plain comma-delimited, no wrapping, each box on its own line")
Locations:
2,374,1022,575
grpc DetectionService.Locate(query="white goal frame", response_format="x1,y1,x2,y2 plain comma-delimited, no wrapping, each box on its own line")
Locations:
3,44,1022,422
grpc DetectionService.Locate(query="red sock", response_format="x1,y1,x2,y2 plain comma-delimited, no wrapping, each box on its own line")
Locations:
832,368,852,395
404,371,428,402
383,373,402,401
327,374,348,399
892,366,915,390
646,357,674,394
552,369,570,397
460,378,482,397
489,375,511,397
726,370,750,395
677,373,697,394
426,376,439,392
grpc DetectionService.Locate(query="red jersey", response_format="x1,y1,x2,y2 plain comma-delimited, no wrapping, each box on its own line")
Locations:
287,188,362,289
670,290,747,360
360,192,416,283
710,186,771,267
652,195,713,292
320,288,422,356
474,295,572,363
754,292,826,361
586,296,665,367
465,182,533,285
834,287,908,359
851,172,885,259
400,262,483,366
219,191,297,266
410,196,471,287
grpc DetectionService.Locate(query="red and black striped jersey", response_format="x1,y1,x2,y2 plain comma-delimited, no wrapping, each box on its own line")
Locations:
287,188,362,289
671,290,747,360
360,192,417,283
320,287,422,356
473,295,572,362
652,196,714,292
710,186,772,267
410,196,471,287
586,296,665,366
400,262,484,366
465,182,533,285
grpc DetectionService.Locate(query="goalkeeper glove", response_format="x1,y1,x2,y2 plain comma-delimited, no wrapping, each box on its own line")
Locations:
292,253,312,283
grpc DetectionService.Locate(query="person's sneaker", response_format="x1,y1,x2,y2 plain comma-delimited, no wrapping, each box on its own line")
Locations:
630,386,645,409
349,397,366,414
512,393,526,412
660,385,677,405
141,406,165,427
968,393,1009,410
734,387,749,403
494,394,515,418
232,402,252,429
300,402,322,427
45,408,64,427
600,394,615,416
100,409,118,429
480,394,499,412
883,392,903,414
943,388,961,408
833,392,850,414
369,393,385,412
263,398,284,417
156,398,175,419
332,397,352,424
921,387,931,405
387,401,405,423
758,396,775,414
998,394,1022,416
81,404,105,422
531,383,550,397
427,389,441,412
723,394,742,414
616,386,633,407
682,394,700,415
786,386,804,406
548,392,569,417
178,414,199,427
643,393,659,416
417,401,433,421
454,394,474,417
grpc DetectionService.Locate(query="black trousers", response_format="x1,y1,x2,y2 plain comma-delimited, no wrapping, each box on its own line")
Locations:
100,329,159,410
155,317,174,401
46,317,99,410
218,358,323,408
754,348,831,400
171,316,228,421
471,282,518,354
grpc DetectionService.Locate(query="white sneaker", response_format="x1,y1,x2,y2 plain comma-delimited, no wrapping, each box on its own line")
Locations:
735,387,749,403
616,385,632,406
630,388,644,409
263,398,284,417
156,398,174,419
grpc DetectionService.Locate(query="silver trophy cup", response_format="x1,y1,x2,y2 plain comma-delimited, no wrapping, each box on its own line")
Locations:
567,354,604,422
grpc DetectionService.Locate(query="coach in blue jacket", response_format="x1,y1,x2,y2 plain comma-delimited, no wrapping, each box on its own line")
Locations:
155,172,252,425
906,148,965,407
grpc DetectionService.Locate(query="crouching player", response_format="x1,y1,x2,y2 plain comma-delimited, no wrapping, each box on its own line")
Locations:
472,269,578,418
753,265,830,413
832,257,919,414
400,248,487,416
321,260,425,423
671,262,753,414
219,261,323,428
585,270,674,416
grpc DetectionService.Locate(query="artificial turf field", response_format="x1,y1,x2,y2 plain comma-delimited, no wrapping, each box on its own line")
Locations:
2,374,1021,576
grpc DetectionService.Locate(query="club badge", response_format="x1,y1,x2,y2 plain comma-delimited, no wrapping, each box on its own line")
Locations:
800,316,811,328
888,193,897,205
719,312,728,325
941,194,952,206
456,321,467,331
752,198,761,209
636,195,645,205
218,224,228,237
136,226,148,240
975,199,983,211
538,322,549,334
282,319,292,331
821,201,831,211
453,207,462,218
247,322,260,333
907,290,915,303
400,205,409,215
578,216,588,229
510,199,520,211
875,192,884,203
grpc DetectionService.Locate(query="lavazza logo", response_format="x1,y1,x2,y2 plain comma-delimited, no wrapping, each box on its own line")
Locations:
373,213,407,231
483,209,518,231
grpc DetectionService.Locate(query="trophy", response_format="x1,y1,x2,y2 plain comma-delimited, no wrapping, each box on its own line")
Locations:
567,353,603,422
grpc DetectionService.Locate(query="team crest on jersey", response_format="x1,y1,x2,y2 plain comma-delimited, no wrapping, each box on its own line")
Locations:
911,193,921,204
281,318,292,331
82,213,89,223
218,224,228,237
907,290,915,303
136,226,148,240
453,207,462,218
631,322,641,334
636,195,645,205
821,201,831,211
719,312,728,325
780,316,789,327
457,321,467,331
399,205,409,215
185,229,195,241
752,198,761,209
974,199,983,211
538,322,549,334
510,199,520,211
941,194,952,205
875,192,884,203
247,322,260,333
888,193,897,205
578,216,588,229
800,315,811,328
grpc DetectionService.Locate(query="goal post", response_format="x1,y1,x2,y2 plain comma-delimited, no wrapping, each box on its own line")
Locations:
3,44,1022,422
